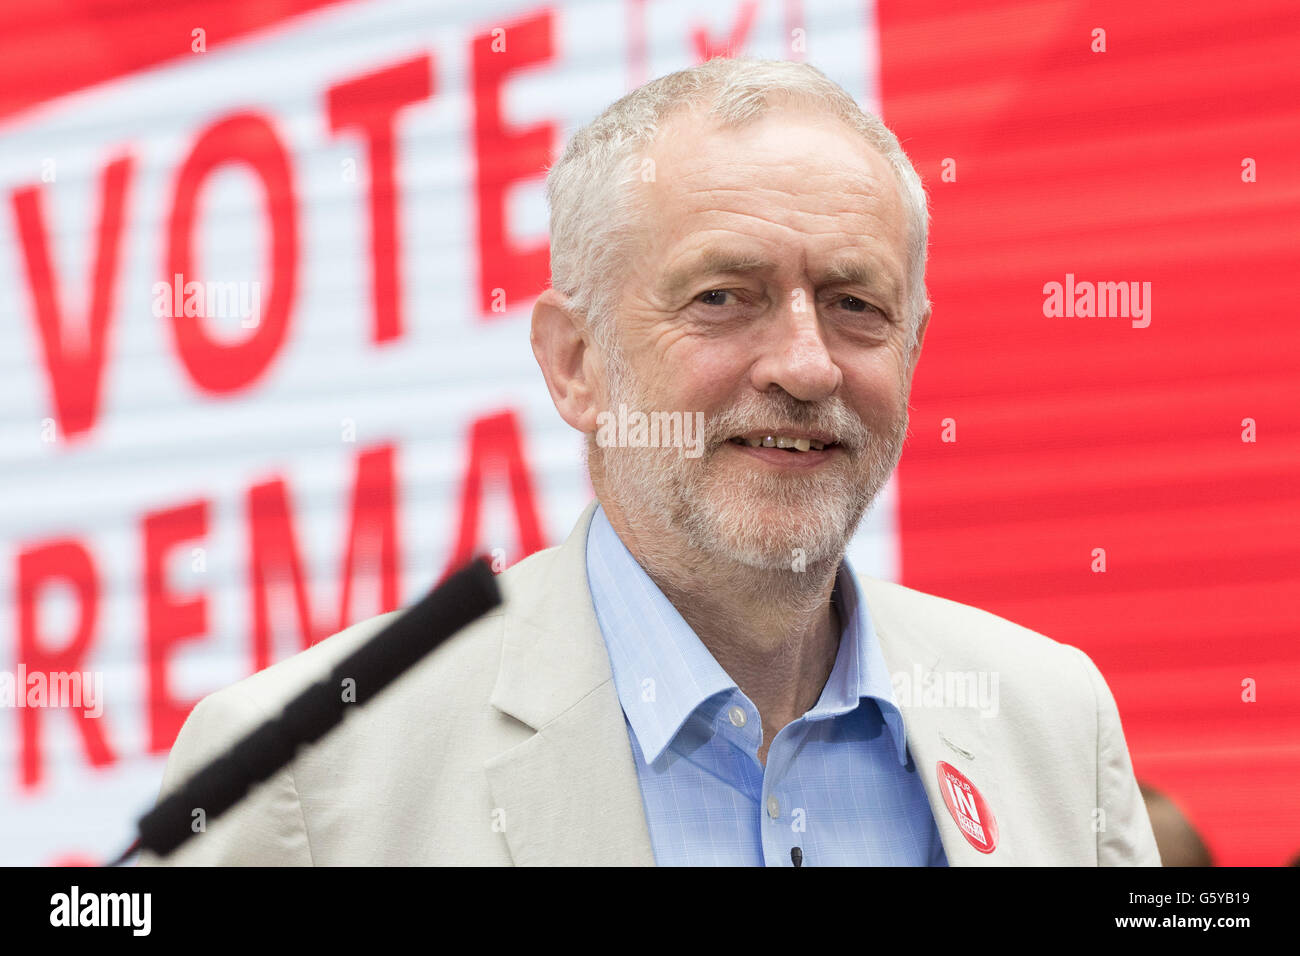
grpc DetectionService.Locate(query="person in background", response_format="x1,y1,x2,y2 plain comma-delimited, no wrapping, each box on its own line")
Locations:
1140,782,1213,867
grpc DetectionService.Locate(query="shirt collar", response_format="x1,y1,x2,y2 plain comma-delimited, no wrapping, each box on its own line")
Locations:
584,502,909,767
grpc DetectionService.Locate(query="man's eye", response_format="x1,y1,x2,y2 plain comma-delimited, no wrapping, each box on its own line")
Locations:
697,289,734,306
838,295,879,314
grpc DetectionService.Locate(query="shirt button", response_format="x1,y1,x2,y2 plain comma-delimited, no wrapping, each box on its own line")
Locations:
767,796,780,819
728,706,747,728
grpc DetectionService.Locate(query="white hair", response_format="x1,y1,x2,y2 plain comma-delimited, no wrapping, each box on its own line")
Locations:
545,57,931,354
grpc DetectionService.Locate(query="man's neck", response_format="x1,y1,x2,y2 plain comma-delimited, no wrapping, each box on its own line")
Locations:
600,499,845,765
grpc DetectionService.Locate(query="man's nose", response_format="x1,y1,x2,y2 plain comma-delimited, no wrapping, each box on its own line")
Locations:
749,294,842,402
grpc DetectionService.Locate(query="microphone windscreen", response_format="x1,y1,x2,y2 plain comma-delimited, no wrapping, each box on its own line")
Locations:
137,556,501,858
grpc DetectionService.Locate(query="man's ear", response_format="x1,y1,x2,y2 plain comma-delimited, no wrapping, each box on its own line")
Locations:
905,302,932,386
530,288,602,434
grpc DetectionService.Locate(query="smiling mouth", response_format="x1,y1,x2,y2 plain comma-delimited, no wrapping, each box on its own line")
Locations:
727,435,841,454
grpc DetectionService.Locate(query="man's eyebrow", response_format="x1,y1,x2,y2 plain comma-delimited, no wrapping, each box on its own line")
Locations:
658,250,902,302
659,250,774,299
819,258,899,299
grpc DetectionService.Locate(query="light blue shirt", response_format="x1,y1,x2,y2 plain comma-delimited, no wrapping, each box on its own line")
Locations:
585,503,948,866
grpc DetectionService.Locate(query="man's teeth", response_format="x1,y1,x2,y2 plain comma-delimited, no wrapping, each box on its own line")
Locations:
731,436,828,452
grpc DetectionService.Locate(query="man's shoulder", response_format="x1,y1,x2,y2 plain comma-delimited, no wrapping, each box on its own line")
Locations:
228,610,403,714
855,575,1116,766
192,542,566,725
855,574,1094,674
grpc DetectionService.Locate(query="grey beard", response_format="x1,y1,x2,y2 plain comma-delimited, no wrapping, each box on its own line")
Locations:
593,343,909,573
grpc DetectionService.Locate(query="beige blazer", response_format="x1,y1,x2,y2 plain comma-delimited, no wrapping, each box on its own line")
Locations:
139,500,1160,866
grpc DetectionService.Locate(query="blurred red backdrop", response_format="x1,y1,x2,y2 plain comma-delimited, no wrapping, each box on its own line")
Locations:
882,0,1300,866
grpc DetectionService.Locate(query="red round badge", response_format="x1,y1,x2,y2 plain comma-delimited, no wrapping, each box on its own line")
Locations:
936,761,998,853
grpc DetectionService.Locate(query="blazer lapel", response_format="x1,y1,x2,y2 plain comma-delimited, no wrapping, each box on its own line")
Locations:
863,579,1017,866
484,501,656,866
482,507,1020,867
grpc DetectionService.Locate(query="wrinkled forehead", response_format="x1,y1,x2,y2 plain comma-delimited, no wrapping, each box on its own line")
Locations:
627,105,909,290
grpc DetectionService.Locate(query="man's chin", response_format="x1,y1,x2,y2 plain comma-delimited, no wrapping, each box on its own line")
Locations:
682,498,859,573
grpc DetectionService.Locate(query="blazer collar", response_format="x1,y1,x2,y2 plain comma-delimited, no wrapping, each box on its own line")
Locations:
862,580,1016,865
485,500,1013,866
489,499,615,729
484,500,656,865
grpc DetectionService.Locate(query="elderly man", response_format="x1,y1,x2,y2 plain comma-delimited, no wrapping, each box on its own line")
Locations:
142,58,1159,866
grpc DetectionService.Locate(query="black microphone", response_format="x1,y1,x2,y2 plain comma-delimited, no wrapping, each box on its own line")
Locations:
791,846,803,868
128,555,501,861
